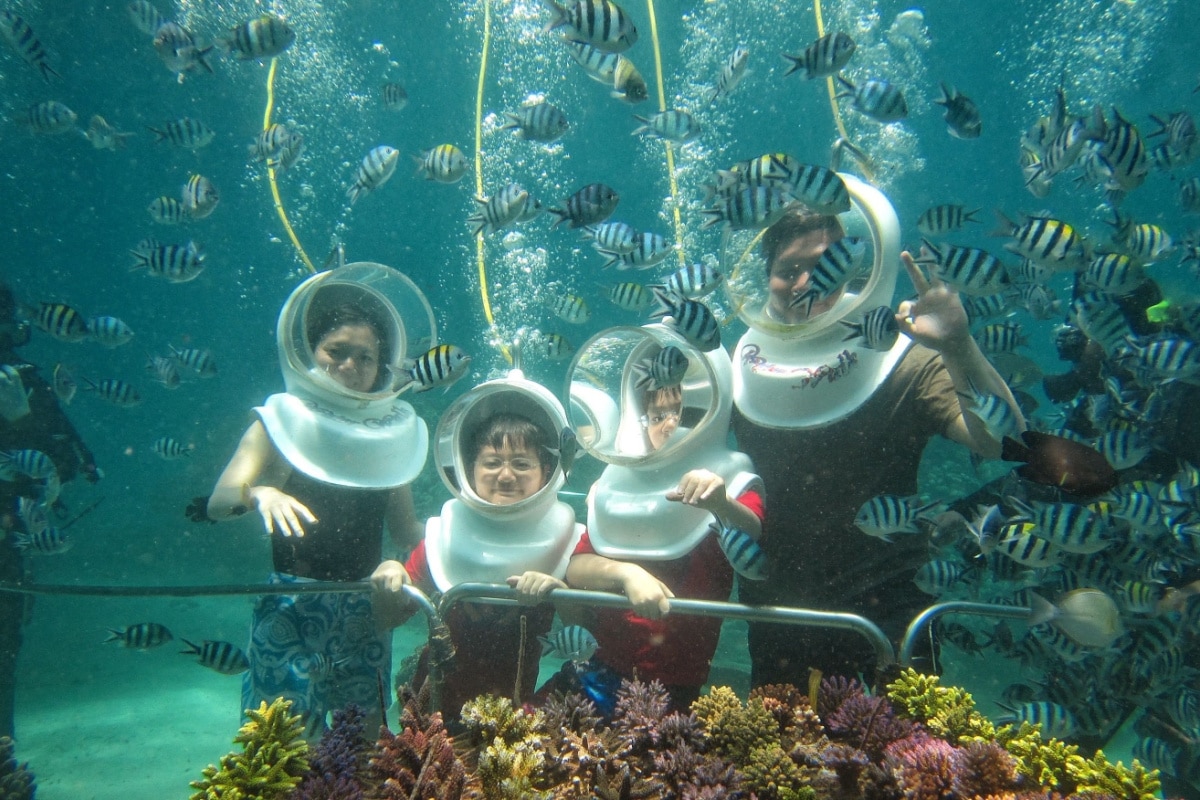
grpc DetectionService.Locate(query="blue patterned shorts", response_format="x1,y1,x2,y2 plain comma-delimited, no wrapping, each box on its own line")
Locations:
242,572,390,734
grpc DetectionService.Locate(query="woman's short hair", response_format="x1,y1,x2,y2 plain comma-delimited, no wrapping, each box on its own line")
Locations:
466,412,548,467
761,209,845,272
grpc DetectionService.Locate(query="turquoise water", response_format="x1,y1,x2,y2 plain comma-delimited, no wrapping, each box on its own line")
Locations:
2,0,1198,795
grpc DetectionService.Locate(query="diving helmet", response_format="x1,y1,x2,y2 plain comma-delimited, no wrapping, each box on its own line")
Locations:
257,262,433,488
424,370,582,592
566,325,760,561
723,173,909,429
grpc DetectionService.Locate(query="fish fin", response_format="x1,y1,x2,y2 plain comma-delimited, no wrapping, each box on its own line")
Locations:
1026,591,1058,628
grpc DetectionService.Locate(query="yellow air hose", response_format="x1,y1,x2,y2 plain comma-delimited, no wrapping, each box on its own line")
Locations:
645,0,688,269
263,57,316,274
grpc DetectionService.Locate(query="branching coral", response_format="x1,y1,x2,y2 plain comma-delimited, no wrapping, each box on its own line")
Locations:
540,691,603,737
824,693,914,757
691,687,780,765
951,739,1020,798
190,697,310,800
741,742,813,800
611,678,670,754
1067,751,1162,800
459,694,542,749
995,721,1085,793
887,735,957,800
886,667,995,742
0,736,35,800
292,705,370,800
817,676,865,721
476,736,550,800
368,702,468,800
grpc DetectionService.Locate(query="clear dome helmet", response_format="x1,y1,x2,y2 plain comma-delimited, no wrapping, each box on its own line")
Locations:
565,324,757,560
278,261,436,407
260,262,434,487
424,369,581,591
722,173,908,429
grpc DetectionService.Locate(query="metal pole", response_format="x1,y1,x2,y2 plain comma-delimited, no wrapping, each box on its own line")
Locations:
899,601,1031,667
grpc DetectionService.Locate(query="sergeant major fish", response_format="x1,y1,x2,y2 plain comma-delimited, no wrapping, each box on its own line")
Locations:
396,344,472,393
707,46,749,105
180,639,249,675
714,517,768,581
782,31,855,80
84,115,134,150
0,10,58,81
935,83,982,139
104,622,173,649
632,345,688,391
499,101,569,143
347,145,399,205
539,624,598,664
836,77,907,123
541,0,638,53
650,288,720,352
415,144,468,183
548,183,619,229
218,14,295,60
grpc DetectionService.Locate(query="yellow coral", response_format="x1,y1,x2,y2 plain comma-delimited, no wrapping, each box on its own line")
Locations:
1068,751,1161,800
885,668,993,742
476,736,550,800
189,698,309,800
692,688,779,765
460,694,544,748
741,742,810,800
691,686,742,727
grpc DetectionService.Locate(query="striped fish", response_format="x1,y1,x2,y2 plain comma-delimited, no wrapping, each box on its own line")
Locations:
24,101,76,135
974,321,1027,354
715,519,768,581
935,83,982,139
632,345,689,391
85,114,134,151
995,701,1078,740
917,205,981,237
854,493,940,542
552,294,591,324
181,639,250,675
130,241,206,283
0,449,57,480
917,239,1010,295
181,174,219,219
381,82,408,111
1095,428,1150,470
153,22,214,76
127,1,167,37
147,117,215,149
632,109,700,142
347,145,399,205
1081,252,1145,295
995,523,1063,567
147,196,189,225
538,624,598,663
500,101,569,142
1106,488,1162,531
153,436,193,459
544,333,575,361
400,344,472,393
566,40,620,82
1,11,58,81
1180,177,1200,214
586,221,638,253
468,183,530,236
548,183,619,229
249,123,292,161
707,46,749,104
960,379,1021,440
218,14,295,60
1133,737,1179,779
86,316,134,348
837,77,907,123
782,31,855,80
16,498,47,537
83,377,142,407
32,302,89,342
598,232,670,270
148,357,182,391
991,212,1088,271
169,345,218,377
914,560,965,596
613,54,649,103
605,282,651,312
701,185,794,232
785,164,852,215
788,236,866,315
1122,336,1200,379
1112,217,1173,262
1012,499,1112,554
104,622,173,649
274,132,305,172
542,0,638,53
662,262,723,300
650,288,720,352
13,527,72,555
713,153,800,195
416,144,468,183
840,305,899,351
1070,293,1133,355
1092,107,1149,193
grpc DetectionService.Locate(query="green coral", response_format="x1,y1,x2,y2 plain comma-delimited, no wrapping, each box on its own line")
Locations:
741,742,814,800
1068,751,1161,800
994,721,1083,792
691,687,779,765
459,694,543,748
475,735,551,800
190,697,310,800
885,668,994,742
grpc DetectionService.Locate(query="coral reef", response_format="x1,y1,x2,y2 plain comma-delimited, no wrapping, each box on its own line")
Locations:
190,697,310,800
292,705,370,800
0,736,35,800
189,671,1181,800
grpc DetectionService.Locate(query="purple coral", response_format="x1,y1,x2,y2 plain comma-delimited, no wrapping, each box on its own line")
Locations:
821,742,872,795
825,693,914,757
886,736,957,800
818,675,865,720
950,739,1020,797
612,678,671,753
292,705,370,800
367,704,467,800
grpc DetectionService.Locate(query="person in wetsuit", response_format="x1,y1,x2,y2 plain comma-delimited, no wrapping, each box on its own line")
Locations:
0,282,99,739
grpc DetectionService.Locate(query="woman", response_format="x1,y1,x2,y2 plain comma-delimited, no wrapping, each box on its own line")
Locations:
208,264,430,736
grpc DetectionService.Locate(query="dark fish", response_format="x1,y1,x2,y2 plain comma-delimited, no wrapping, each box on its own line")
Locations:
548,183,619,229
1000,430,1117,498
782,31,855,80
218,14,295,60
180,639,249,675
935,83,982,139
105,622,173,649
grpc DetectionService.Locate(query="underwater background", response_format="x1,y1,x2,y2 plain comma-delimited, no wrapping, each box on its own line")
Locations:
1,0,1198,796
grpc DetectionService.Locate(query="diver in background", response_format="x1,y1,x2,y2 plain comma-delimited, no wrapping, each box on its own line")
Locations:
207,264,427,737
0,281,99,739
371,373,582,722
724,177,1024,685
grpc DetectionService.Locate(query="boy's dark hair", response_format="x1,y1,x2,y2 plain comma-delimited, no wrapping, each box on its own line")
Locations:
640,384,682,414
761,210,845,273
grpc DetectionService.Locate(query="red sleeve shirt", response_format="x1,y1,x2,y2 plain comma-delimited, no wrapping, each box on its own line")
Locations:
572,489,765,688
